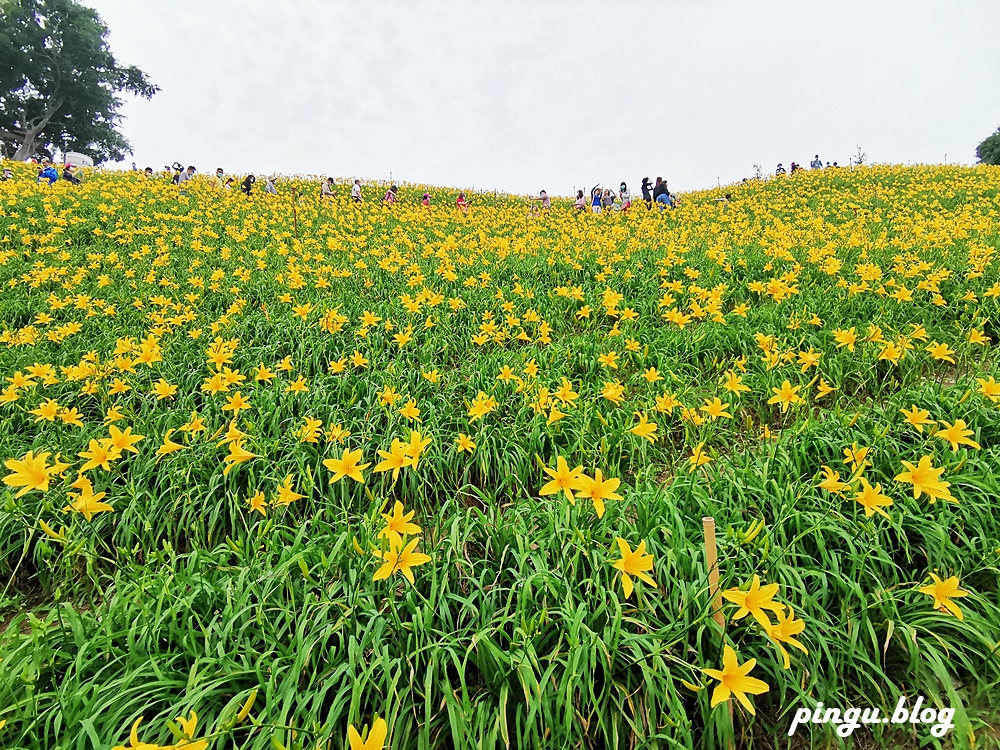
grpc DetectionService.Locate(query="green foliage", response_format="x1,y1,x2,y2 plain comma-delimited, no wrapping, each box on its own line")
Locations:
0,164,998,748
0,0,158,163
976,127,1000,166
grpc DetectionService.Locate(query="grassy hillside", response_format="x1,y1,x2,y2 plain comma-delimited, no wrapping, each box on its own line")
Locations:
0,162,999,749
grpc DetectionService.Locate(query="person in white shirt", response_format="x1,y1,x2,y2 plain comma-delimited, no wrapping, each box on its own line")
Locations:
618,182,631,211
351,179,362,203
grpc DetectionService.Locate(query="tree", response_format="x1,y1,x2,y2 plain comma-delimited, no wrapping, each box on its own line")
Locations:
0,0,158,163
853,144,867,166
976,127,1000,166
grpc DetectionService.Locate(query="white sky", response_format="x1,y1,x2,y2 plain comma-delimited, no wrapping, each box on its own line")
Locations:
88,0,1000,195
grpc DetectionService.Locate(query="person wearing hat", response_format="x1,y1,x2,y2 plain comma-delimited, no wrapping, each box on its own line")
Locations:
2,167,13,181
264,175,277,195
62,163,82,185
421,191,431,207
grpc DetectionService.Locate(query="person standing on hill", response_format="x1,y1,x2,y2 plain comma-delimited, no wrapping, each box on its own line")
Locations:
382,184,397,204
320,177,335,200
421,191,431,207
619,182,631,211
211,168,225,189
810,155,823,169
351,179,363,203
177,165,196,185
775,163,786,175
241,174,256,196
264,175,277,195
456,192,469,212
641,177,653,209
590,185,601,212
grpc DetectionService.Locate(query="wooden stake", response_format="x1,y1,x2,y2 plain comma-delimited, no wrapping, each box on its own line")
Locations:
702,517,725,629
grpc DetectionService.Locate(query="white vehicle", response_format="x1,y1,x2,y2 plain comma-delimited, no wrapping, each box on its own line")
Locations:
64,151,94,168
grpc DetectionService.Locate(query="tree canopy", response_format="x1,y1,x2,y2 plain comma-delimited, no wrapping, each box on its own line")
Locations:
0,0,158,163
977,127,1000,166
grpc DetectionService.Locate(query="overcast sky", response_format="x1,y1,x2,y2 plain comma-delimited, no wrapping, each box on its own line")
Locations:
88,0,1000,195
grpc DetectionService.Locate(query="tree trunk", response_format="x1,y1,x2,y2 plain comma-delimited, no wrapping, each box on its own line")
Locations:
13,134,37,162
10,96,65,161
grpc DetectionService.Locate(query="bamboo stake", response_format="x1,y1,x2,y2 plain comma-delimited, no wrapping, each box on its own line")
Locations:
702,517,724,629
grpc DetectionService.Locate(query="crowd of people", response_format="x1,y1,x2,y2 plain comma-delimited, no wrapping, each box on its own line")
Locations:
10,158,695,216
154,164,268,196
7,149,865,214
570,177,678,213
775,154,840,175
10,155,689,216
10,157,84,185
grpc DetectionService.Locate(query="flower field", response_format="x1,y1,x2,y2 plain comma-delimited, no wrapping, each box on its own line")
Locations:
1,163,999,749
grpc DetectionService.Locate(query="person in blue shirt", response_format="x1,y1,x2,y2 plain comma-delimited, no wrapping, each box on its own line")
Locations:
36,159,58,185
